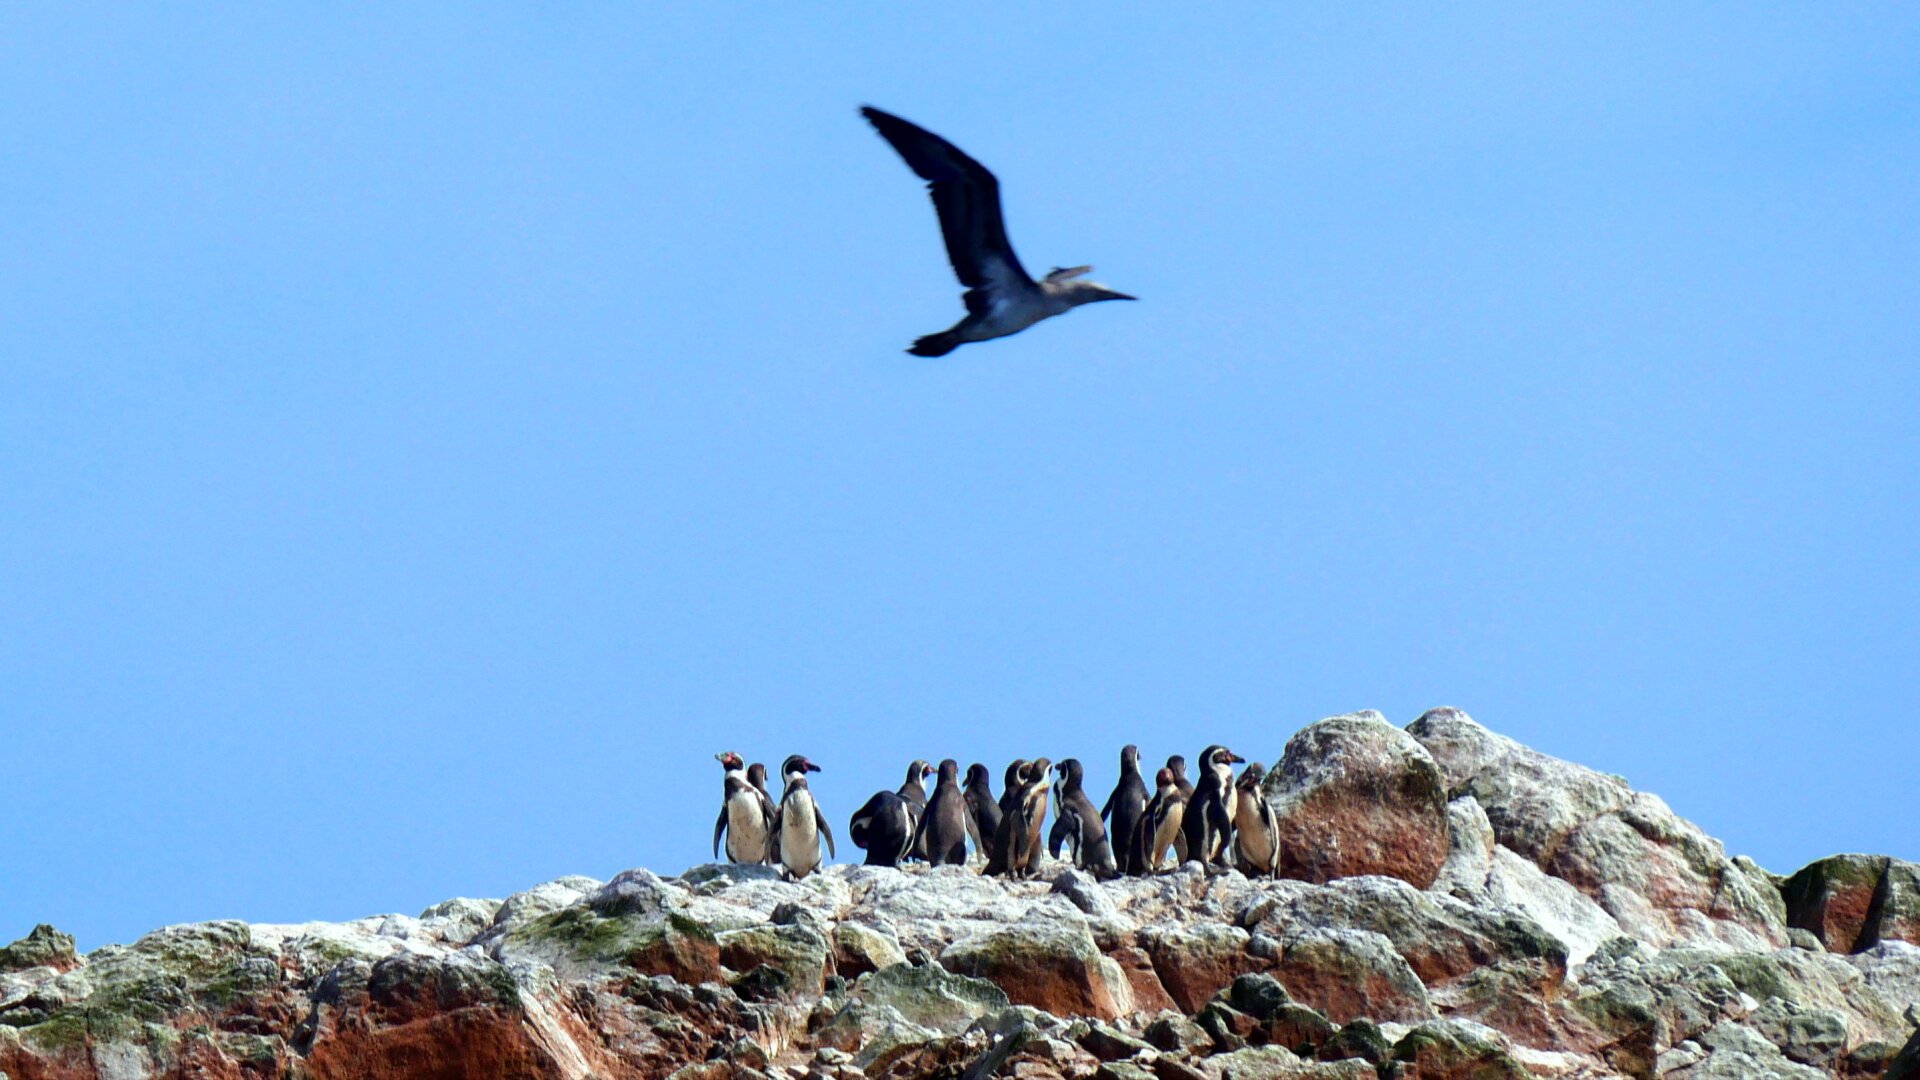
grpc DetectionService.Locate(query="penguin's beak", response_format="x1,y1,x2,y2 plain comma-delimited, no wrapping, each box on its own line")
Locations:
807,761,822,773
922,765,933,779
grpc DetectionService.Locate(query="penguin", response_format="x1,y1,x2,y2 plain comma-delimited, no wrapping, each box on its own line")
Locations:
963,763,1002,866
1135,766,1189,873
712,751,776,865
848,789,915,867
1100,745,1149,875
892,759,930,859
996,759,1028,822
1182,745,1245,869
747,761,773,803
911,759,974,866
1166,754,1195,801
1231,761,1282,878
1048,757,1117,876
771,754,835,878
988,758,1052,878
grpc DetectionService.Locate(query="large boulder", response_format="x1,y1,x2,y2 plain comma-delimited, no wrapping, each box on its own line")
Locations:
940,918,1135,1020
1265,711,1451,889
1783,854,1920,954
1781,853,1887,953
1139,924,1252,1014
0,925,78,974
1268,927,1432,1025
1407,707,1787,950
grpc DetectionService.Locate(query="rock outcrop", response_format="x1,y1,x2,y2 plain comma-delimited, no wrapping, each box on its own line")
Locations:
2,709,1914,1079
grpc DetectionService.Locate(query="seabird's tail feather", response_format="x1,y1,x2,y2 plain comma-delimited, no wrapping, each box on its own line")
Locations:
908,330,962,357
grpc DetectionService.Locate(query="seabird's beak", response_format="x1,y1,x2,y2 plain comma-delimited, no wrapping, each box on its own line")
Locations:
807,761,822,773
922,765,933,779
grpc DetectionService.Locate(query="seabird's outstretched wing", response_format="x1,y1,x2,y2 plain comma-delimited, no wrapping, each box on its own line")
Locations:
861,106,1035,315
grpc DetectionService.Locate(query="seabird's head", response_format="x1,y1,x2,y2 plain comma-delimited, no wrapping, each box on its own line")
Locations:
1236,762,1267,790
1154,767,1175,791
1165,754,1188,779
1120,744,1140,769
937,759,960,783
715,751,745,772
781,754,821,780
1004,759,1028,787
965,762,991,788
1044,266,1134,305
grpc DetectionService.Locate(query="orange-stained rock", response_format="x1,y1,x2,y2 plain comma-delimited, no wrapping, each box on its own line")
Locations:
624,916,724,986
940,922,1133,1020
1267,712,1450,889
1139,924,1253,1014
1268,928,1432,1025
1102,942,1178,1014
305,1009,560,1080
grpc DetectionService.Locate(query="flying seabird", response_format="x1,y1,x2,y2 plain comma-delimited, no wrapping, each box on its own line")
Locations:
860,105,1135,357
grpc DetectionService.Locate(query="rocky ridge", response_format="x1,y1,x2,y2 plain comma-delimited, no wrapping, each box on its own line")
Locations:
3,709,1917,1080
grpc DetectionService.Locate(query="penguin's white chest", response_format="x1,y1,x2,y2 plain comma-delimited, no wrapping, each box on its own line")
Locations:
781,790,821,871
725,791,769,861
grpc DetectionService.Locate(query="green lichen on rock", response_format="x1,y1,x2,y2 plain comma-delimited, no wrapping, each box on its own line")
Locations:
717,924,831,997
1391,1020,1529,1079
0,925,76,973
860,962,1008,1032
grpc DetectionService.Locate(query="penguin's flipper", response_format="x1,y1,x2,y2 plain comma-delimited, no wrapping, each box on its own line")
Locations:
1098,790,1115,824
849,792,881,851
1262,799,1283,876
962,801,985,857
815,804,837,859
1047,807,1072,860
713,806,728,860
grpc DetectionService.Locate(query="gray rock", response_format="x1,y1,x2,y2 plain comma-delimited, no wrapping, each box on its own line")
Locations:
1682,1020,1830,1079
1786,928,1823,951
1747,997,1849,1068
1407,707,1787,951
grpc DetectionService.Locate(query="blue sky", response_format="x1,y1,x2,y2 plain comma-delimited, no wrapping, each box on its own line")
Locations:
3,8,1915,949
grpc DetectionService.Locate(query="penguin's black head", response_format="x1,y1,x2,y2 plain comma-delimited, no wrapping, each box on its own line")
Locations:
715,751,745,771
1237,762,1266,788
937,759,959,781
1154,767,1175,788
1166,755,1188,778
1121,744,1139,767
1200,745,1243,770
965,762,990,786
1056,758,1083,785
782,754,820,778
1004,759,1028,786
